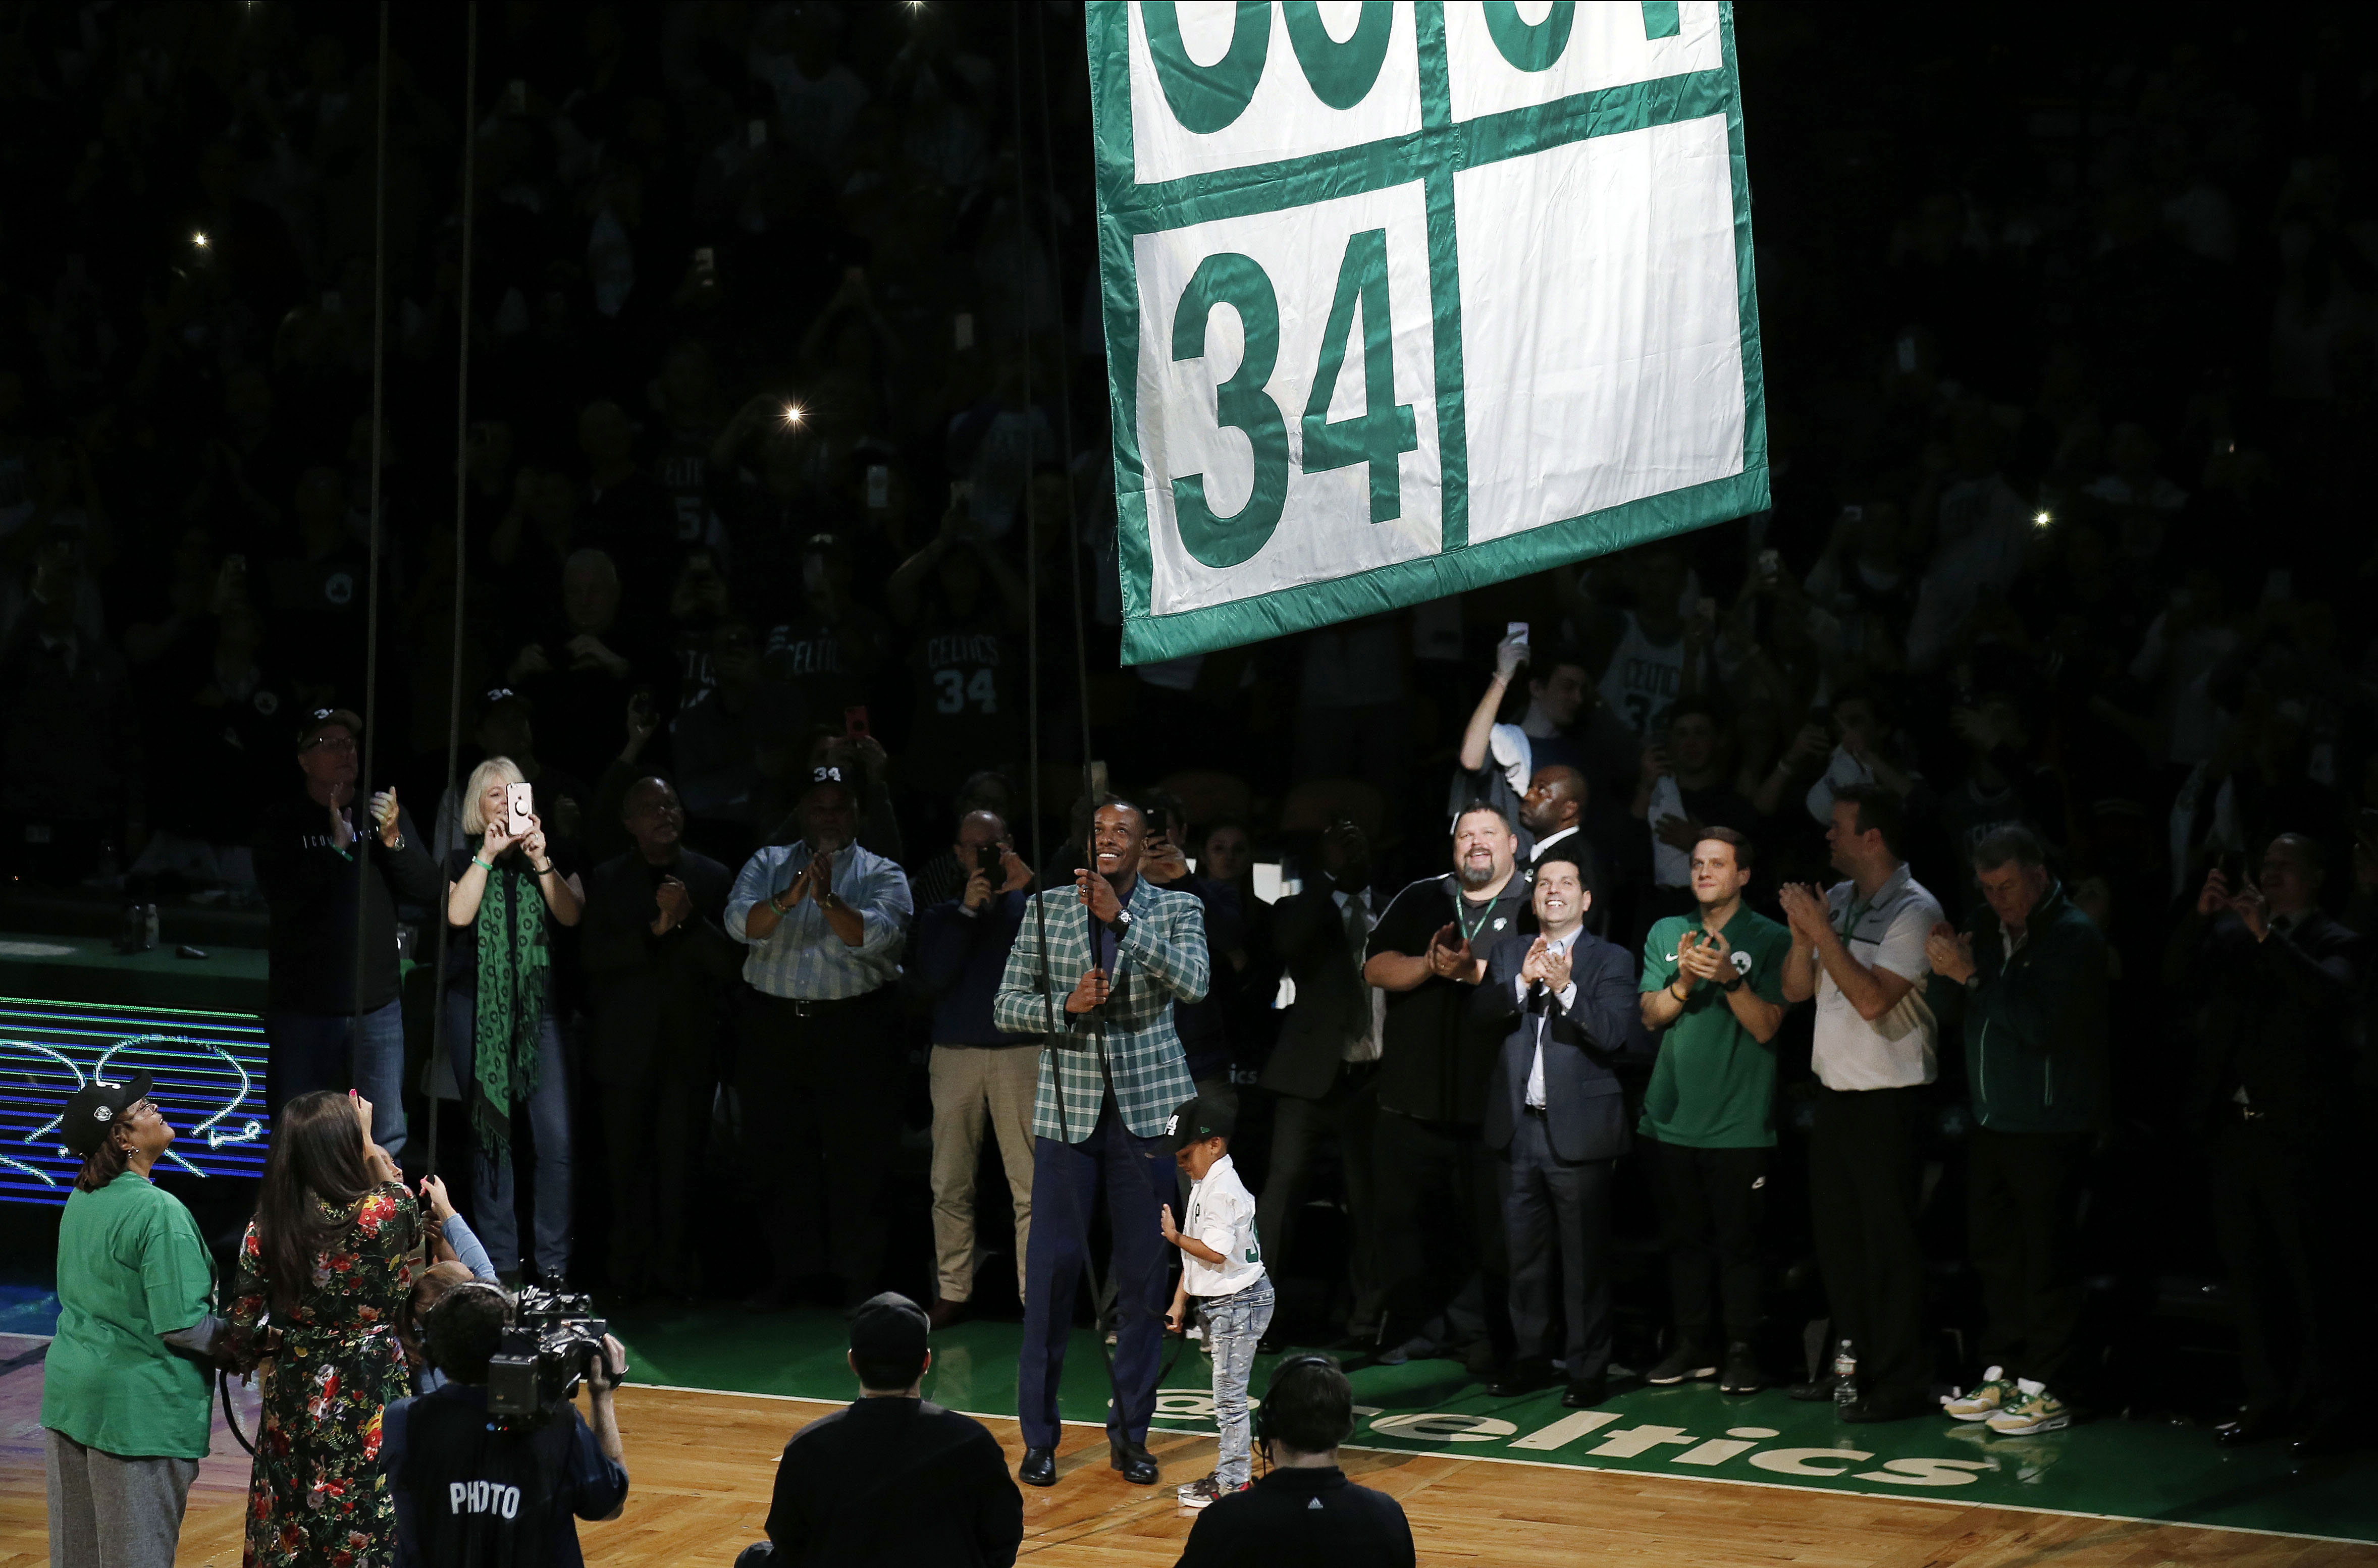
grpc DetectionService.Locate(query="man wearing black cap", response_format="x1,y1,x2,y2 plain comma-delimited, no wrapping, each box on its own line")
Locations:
43,1074,223,1568
738,1291,1022,1567
252,707,441,1158
727,765,916,1308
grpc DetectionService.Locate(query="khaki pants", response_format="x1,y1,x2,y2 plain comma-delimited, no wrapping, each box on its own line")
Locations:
929,1044,1042,1303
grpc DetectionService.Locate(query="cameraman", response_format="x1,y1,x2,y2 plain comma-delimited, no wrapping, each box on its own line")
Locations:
383,1285,630,1567
1175,1356,1414,1568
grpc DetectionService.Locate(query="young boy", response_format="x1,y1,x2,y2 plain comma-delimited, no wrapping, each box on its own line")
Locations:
1160,1094,1272,1509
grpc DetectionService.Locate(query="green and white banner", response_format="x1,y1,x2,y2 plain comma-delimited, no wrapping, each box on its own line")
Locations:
1089,1,1766,663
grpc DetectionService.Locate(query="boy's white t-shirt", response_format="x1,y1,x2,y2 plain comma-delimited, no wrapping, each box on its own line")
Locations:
1181,1153,1265,1297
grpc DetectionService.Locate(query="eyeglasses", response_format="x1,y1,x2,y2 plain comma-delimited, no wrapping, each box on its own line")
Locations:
302,735,357,754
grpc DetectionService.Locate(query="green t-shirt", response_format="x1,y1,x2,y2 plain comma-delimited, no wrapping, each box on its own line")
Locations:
1638,907,1792,1149
41,1171,217,1459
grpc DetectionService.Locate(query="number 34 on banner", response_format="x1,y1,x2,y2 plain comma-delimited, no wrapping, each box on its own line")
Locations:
1090,2,1768,663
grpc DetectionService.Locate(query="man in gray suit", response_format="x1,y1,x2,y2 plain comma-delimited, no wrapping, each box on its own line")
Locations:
1468,846,1642,1405
1255,822,1384,1342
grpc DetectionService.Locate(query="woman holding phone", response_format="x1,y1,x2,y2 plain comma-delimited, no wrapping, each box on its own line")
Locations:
444,755,583,1285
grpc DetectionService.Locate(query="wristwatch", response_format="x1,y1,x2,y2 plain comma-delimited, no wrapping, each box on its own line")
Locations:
818,888,844,911
1106,909,1134,941
1720,972,1745,994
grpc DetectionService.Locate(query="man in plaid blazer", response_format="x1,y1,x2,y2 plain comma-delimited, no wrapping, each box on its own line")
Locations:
994,800,1210,1488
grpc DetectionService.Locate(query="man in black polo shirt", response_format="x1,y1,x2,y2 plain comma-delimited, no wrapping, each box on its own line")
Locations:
740,1292,1022,1567
1362,803,1534,1370
1175,1356,1414,1568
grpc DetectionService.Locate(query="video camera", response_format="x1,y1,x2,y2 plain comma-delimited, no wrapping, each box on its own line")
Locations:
486,1286,610,1429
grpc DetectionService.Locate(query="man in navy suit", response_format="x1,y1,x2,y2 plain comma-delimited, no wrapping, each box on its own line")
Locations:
1469,846,1643,1405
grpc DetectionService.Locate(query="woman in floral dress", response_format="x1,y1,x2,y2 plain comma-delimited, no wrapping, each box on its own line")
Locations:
227,1090,422,1567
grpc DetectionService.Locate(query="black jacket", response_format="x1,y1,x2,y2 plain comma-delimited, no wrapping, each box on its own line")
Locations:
2168,904,2366,1138
764,1397,1021,1568
253,798,442,1015
578,848,741,1086
1175,1465,1414,1568
1469,926,1644,1162
1261,882,1375,1102
1366,874,1535,1124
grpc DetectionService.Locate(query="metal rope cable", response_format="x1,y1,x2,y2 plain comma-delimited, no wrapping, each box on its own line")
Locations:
349,2,390,1052
426,3,479,1180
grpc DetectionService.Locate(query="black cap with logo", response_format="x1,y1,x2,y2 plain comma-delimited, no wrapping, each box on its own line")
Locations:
60,1071,155,1157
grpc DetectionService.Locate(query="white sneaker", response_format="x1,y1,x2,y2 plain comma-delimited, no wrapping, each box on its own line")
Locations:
1178,1474,1242,1509
1985,1388,2071,1435
1942,1367,2016,1421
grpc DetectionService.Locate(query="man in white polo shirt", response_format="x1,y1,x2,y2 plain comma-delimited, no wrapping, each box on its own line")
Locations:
1778,781,1942,1423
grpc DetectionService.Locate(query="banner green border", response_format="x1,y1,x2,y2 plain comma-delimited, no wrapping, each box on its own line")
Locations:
1091,1,1767,664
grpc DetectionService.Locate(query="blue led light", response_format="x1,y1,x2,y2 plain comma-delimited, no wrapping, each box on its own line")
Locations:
0,995,270,1205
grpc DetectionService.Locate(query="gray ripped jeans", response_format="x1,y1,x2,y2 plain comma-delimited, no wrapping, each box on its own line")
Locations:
1197,1274,1276,1488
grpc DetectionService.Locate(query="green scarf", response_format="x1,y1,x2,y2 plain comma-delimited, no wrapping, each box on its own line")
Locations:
470,852,549,1158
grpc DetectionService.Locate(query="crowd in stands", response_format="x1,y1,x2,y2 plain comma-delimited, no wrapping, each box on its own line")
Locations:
16,13,2378,1561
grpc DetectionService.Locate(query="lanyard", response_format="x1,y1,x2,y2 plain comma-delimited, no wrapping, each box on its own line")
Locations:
1454,889,1498,946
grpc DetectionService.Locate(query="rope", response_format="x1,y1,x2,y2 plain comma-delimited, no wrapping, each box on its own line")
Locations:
349,2,390,1049
426,2,480,1180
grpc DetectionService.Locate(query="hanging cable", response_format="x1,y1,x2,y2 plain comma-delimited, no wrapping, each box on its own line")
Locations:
427,2,479,1180
350,2,390,1051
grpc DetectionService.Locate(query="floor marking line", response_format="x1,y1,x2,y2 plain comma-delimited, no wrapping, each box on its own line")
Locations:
618,1382,2375,1546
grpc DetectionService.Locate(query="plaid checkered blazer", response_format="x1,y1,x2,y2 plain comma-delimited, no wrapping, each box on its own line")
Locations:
993,878,1209,1143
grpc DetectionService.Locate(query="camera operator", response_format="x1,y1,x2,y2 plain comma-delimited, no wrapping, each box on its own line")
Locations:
383,1284,630,1568
1174,1356,1414,1568
912,807,1039,1328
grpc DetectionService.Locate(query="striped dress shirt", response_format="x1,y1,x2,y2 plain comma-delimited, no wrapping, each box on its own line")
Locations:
725,840,914,999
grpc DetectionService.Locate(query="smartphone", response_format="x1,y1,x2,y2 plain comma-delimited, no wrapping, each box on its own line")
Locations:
1505,620,1529,649
953,312,975,351
505,782,536,839
2214,848,2246,886
693,246,716,283
1145,803,1174,842
973,842,1001,877
629,685,658,726
866,464,889,509
843,705,870,740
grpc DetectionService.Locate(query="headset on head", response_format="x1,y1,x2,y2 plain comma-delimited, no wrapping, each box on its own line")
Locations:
1253,1353,1342,1460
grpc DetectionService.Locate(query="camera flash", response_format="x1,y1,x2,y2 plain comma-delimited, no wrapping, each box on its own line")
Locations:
783,405,805,425
192,231,209,248
2032,511,2052,528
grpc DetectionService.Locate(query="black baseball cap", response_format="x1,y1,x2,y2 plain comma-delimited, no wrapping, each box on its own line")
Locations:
1166,1094,1234,1151
60,1071,154,1157
479,686,534,718
800,765,855,801
847,1291,929,1361
295,707,362,749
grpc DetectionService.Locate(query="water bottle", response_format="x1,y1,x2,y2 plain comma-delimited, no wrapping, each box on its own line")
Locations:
1832,1338,1858,1410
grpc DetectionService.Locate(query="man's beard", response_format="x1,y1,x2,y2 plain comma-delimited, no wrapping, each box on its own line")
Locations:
1457,860,1497,890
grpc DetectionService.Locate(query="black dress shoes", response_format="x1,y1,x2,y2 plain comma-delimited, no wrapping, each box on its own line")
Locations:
1840,1391,1933,1424
1488,1356,1556,1397
1110,1438,1160,1485
1561,1376,1610,1409
1020,1447,1058,1487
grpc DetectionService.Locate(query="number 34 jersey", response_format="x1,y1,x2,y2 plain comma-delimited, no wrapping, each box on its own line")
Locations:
906,617,1023,794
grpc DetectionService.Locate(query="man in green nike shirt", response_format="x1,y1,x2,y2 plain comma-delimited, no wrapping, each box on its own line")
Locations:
1637,827,1792,1394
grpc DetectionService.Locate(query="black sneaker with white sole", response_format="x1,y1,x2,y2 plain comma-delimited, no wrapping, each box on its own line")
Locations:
1719,1341,1767,1394
1644,1345,1718,1385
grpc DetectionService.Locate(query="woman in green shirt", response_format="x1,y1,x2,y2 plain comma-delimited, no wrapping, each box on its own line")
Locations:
42,1070,223,1568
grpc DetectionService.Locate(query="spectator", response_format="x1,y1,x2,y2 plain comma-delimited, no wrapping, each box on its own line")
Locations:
1256,821,1385,1341
441,756,585,1285
911,807,1040,1326
225,1091,420,1566
402,1175,498,1397
1926,824,2108,1436
0,547,141,886
737,1292,1021,1568
1571,545,1708,736
1636,828,1791,1395
1455,631,1595,831
42,1074,220,1568
673,617,806,859
1174,1355,1416,1568
384,1284,630,1567
1140,790,1246,1105
253,707,440,1158
581,776,741,1299
1362,804,1534,1370
993,800,1208,1490
906,771,1019,911
1468,849,1640,1404
887,498,1027,806
1777,782,1944,1422
432,687,595,858
2164,833,2365,1454
1631,698,1761,925
727,765,915,1310
510,547,650,786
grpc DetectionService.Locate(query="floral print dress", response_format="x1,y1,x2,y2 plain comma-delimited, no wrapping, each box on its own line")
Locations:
227,1181,422,1568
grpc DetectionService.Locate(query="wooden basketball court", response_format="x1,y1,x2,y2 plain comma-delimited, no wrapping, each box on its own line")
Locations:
5,1362,2363,1568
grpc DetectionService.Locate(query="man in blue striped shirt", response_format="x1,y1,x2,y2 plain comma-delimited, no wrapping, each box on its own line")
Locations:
727,766,915,1309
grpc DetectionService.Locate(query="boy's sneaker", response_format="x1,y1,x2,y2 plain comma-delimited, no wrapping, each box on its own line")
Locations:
1644,1344,1717,1385
1177,1474,1244,1509
1985,1388,2071,1435
1941,1367,2017,1422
